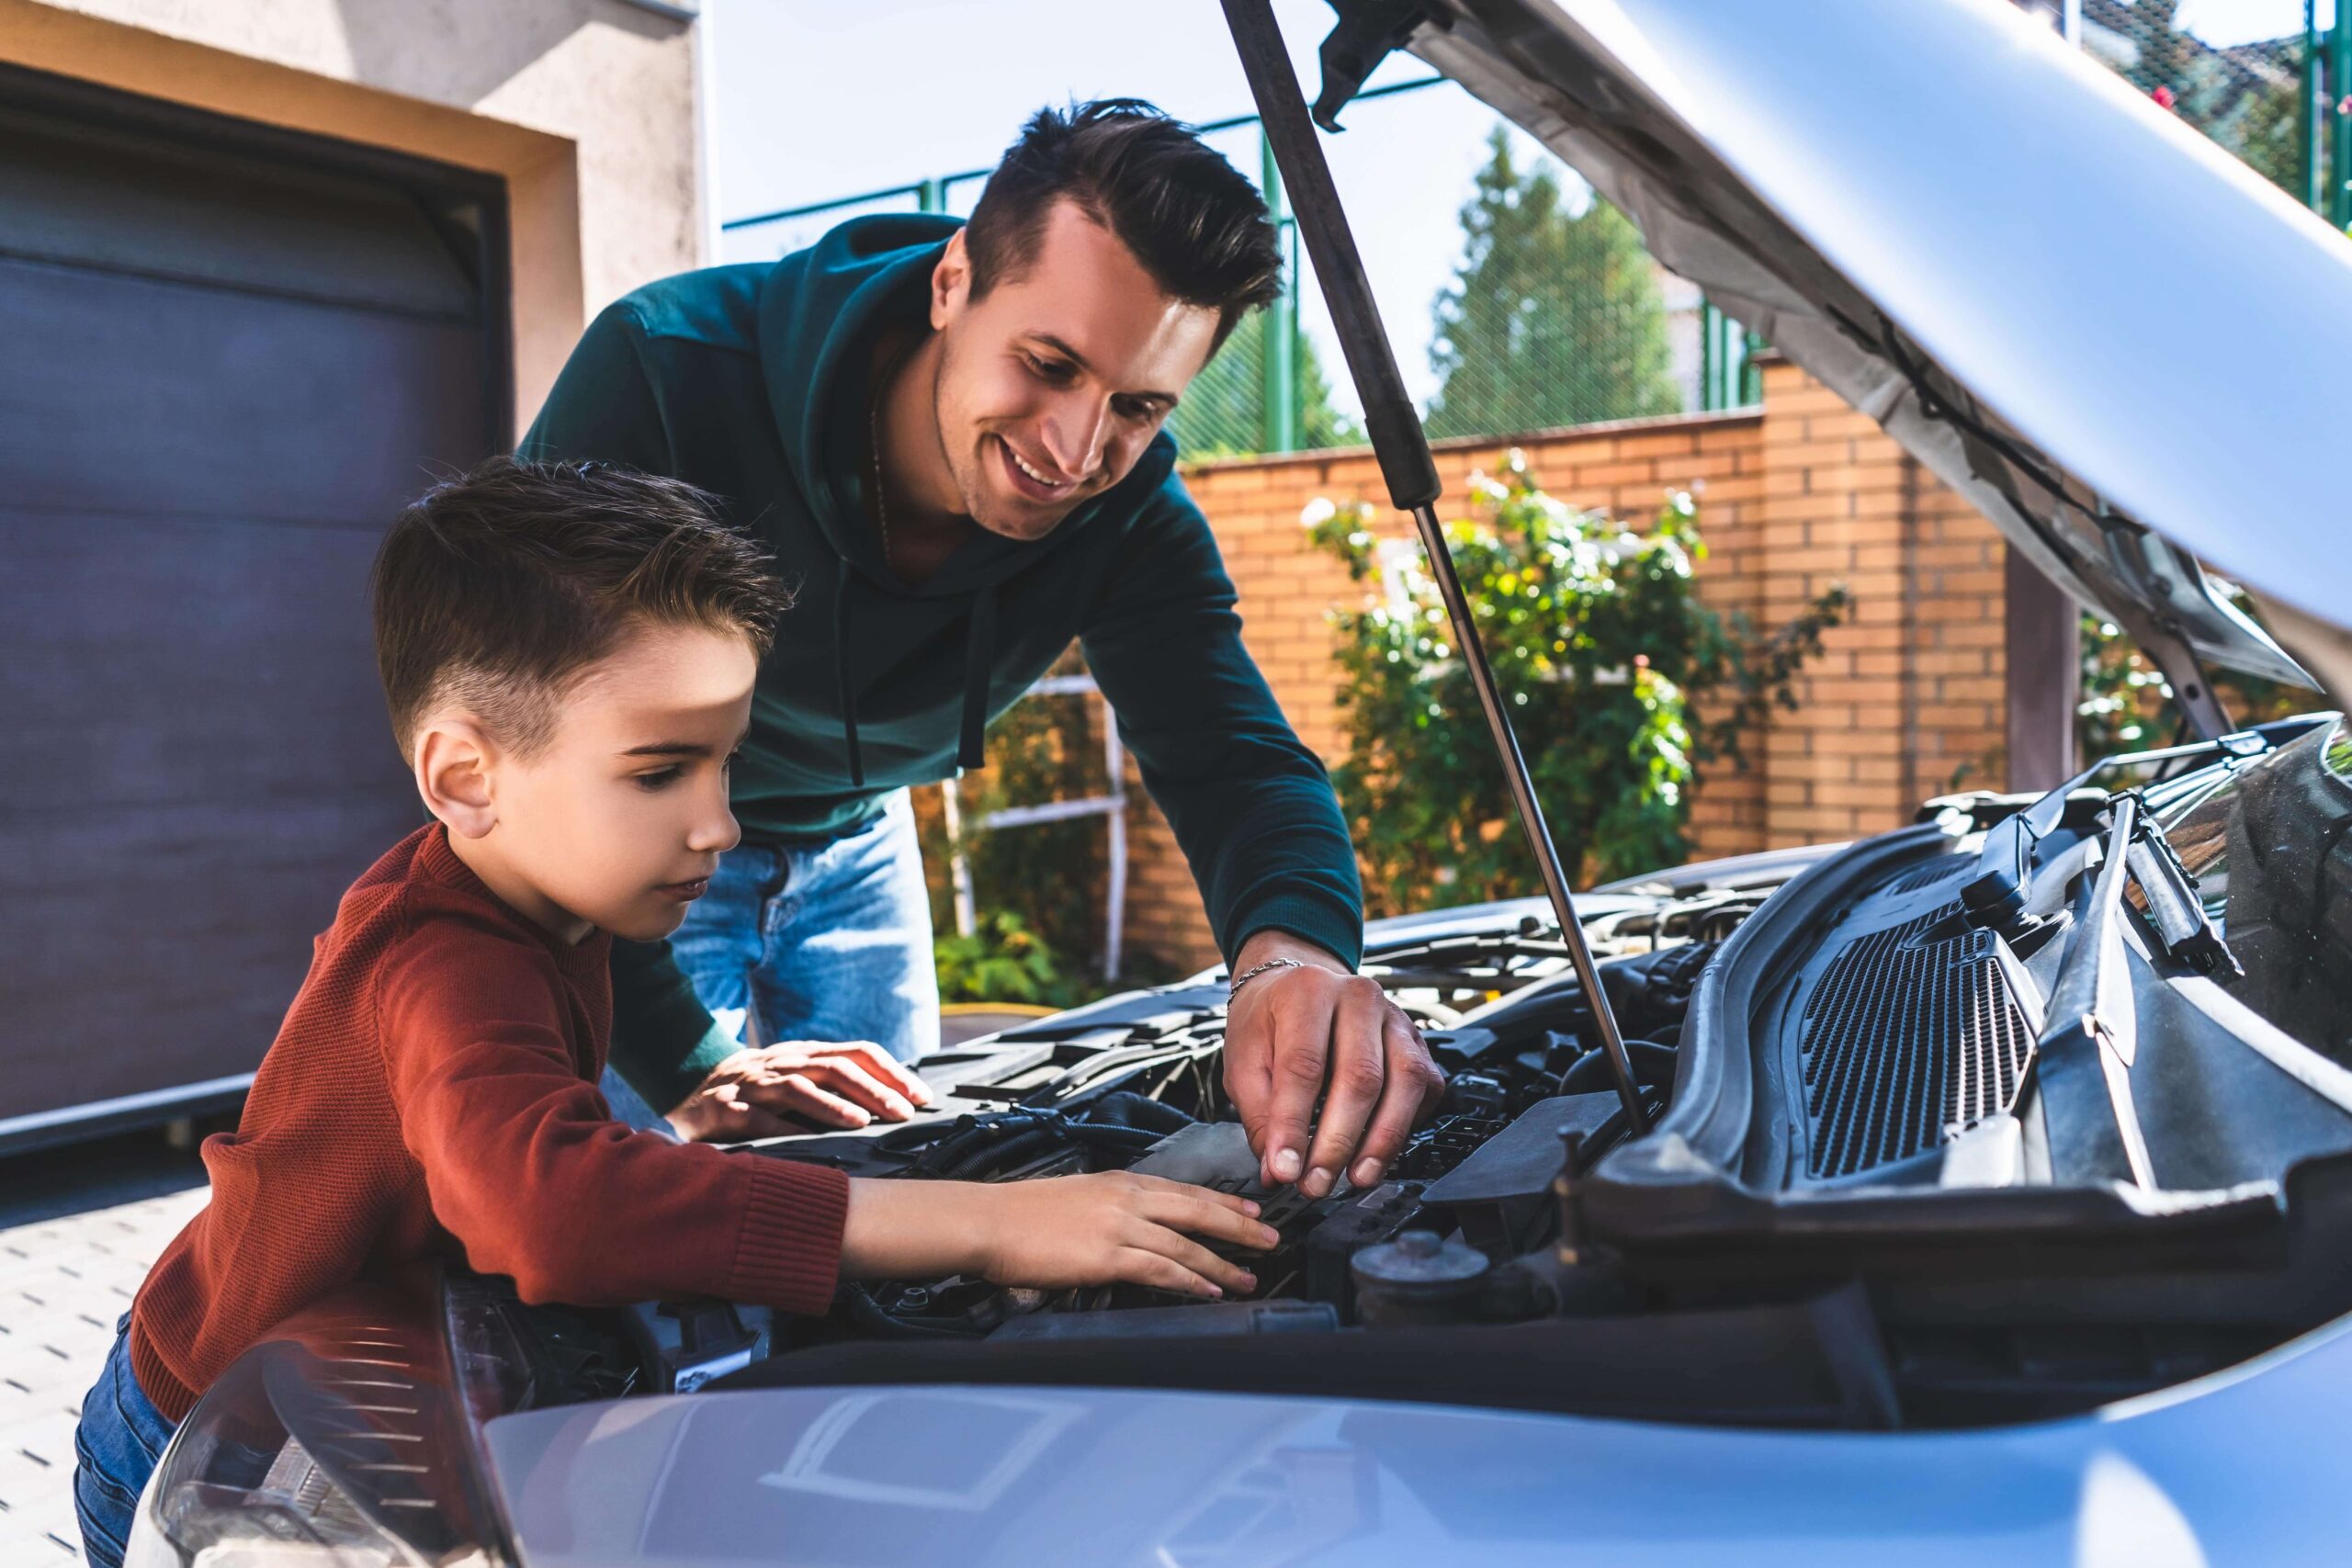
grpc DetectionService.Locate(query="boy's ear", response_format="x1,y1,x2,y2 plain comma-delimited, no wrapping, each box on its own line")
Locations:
413,717,499,840
931,229,971,329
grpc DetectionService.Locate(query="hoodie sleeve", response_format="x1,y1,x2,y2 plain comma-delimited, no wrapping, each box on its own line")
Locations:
517,303,736,1113
1080,471,1365,969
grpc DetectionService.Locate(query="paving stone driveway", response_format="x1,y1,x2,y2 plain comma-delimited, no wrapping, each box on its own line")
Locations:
0,1136,208,1565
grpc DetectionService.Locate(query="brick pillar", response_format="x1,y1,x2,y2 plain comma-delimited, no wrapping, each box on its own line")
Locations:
1754,356,2007,845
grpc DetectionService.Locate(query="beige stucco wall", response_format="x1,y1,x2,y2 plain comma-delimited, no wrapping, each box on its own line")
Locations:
0,0,704,434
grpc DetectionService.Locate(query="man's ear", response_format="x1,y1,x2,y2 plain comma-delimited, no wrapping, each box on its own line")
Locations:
931,229,971,330
413,717,500,840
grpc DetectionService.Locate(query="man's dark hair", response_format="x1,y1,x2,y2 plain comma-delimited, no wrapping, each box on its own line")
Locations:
372,456,788,760
965,98,1283,346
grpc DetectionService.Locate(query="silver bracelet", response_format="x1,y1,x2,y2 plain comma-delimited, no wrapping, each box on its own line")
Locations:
1227,956,1306,997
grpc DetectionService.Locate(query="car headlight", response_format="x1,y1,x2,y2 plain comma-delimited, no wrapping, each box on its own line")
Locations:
123,1287,509,1567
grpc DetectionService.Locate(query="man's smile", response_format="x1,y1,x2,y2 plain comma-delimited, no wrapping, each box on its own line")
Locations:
997,434,1081,502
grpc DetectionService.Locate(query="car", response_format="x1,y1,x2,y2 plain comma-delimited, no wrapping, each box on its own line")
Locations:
120,0,2352,1563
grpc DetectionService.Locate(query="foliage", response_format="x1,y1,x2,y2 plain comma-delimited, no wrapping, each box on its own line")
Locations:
933,910,1077,1009
1309,454,1847,916
916,652,1183,1007
1425,127,1681,440
1171,305,1362,458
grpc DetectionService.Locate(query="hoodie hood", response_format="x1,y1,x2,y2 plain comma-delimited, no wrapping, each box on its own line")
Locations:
1369,0,2352,723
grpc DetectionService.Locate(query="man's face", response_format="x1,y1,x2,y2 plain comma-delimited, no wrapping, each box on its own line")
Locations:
486,621,754,943
929,199,1224,540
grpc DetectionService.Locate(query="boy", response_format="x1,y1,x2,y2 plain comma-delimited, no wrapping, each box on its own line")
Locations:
73,457,1275,1568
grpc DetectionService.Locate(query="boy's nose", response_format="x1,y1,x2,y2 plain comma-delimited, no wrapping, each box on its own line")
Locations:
689,799,741,855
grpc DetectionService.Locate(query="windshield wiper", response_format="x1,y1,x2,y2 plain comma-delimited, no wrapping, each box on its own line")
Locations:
2126,806,2245,979
2035,794,2156,1189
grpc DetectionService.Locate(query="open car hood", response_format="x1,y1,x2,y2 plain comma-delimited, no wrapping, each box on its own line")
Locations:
1363,0,2352,715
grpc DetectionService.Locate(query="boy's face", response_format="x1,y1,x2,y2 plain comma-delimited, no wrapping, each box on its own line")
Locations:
427,621,755,944
927,199,1223,542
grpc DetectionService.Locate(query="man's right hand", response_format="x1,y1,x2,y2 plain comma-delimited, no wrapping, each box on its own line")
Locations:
841,1172,1279,1299
662,1042,933,1142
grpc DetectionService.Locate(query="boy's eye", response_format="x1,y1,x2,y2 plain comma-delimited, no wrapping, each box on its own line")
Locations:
633,768,682,792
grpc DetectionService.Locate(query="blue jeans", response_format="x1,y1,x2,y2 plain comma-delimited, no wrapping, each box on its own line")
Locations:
74,1314,176,1568
673,789,938,1064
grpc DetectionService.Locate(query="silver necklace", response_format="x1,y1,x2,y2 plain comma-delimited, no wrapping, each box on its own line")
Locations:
867,378,895,570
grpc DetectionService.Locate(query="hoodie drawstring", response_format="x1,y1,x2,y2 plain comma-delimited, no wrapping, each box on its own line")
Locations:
834,557,865,788
835,566,999,785
958,584,998,772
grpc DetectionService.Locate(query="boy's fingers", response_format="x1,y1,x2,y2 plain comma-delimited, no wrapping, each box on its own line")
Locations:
1145,1190,1280,1251
1125,1226,1257,1296
1125,1174,1261,1216
775,1077,873,1128
810,1041,933,1105
1116,1248,1224,1300
804,1059,916,1121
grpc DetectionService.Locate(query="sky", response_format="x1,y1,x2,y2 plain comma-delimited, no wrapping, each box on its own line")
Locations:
701,0,2327,416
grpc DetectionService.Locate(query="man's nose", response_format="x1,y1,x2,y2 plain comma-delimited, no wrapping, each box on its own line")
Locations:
1040,392,1110,479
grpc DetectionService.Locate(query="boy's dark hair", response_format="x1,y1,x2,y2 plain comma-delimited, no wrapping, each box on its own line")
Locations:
372,457,788,760
965,98,1283,347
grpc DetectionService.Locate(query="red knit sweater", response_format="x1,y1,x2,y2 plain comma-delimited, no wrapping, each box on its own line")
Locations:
129,824,849,1421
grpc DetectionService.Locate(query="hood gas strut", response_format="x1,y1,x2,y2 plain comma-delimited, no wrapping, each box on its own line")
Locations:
1220,0,1649,1137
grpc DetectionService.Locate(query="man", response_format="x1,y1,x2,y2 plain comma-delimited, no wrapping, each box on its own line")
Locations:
525,99,1442,1199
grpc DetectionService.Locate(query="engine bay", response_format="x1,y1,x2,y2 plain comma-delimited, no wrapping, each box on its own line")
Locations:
472,717,2352,1434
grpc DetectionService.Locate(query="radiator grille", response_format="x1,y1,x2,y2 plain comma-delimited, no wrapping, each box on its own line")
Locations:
1799,905,2034,1179
1888,857,1971,895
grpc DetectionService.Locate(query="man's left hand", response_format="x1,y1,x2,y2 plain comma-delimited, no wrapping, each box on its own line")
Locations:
1222,931,1445,1196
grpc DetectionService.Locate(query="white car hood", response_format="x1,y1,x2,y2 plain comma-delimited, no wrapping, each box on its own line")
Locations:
481,1308,2352,1565
1386,0,2352,709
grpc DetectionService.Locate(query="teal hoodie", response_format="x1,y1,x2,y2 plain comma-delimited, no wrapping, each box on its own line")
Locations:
523,214,1363,1111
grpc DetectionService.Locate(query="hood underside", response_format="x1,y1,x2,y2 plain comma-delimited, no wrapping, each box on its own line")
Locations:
1368,0,2352,717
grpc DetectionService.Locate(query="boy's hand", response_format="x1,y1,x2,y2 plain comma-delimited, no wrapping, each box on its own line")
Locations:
663,1042,934,1142
842,1172,1279,1299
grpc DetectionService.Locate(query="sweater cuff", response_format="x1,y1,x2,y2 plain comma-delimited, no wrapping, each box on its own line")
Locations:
728,1157,850,1315
1228,891,1366,972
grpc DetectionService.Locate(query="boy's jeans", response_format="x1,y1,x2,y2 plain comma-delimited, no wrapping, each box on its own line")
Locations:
675,789,939,1064
74,1314,176,1568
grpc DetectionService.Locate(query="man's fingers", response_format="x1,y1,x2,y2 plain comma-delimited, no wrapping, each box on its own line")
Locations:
1349,1008,1444,1189
1255,986,1329,1190
775,1077,874,1128
1301,979,1389,1199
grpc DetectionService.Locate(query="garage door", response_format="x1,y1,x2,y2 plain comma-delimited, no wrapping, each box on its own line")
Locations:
0,68,507,1141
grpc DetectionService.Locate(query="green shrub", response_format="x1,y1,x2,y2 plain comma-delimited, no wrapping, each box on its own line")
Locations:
1309,452,1846,916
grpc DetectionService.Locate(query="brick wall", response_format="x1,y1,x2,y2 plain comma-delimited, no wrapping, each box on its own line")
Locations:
1109,359,2014,972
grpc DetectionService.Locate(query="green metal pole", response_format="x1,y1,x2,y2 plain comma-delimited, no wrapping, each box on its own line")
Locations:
1700,299,1717,412
917,177,944,215
2334,1,2352,230
2306,1,2324,213
1260,130,1298,453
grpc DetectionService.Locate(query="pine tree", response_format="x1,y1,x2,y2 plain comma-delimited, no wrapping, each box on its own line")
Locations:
1425,127,1680,440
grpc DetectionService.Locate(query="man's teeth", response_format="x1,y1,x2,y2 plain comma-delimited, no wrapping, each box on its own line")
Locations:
1009,446,1070,489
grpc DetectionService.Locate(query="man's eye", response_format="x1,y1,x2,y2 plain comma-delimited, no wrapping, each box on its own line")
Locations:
1025,354,1075,383
1114,396,1161,423
634,768,682,792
